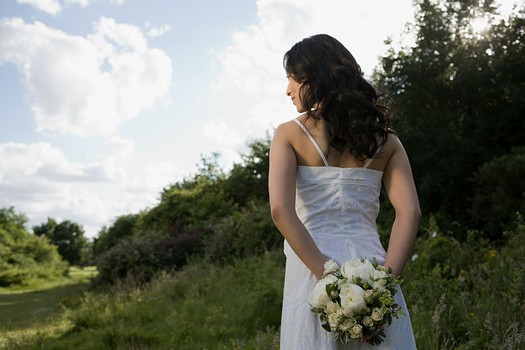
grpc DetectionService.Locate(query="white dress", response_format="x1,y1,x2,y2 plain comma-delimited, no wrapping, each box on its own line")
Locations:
280,119,417,350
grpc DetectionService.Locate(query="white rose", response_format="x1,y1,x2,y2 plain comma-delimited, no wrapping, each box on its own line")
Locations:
371,307,384,321
323,259,339,275
350,323,363,338
363,315,374,327
339,282,367,315
372,277,387,292
309,274,338,308
373,268,388,280
328,310,343,329
364,289,374,302
341,259,375,284
339,317,356,332
325,300,339,314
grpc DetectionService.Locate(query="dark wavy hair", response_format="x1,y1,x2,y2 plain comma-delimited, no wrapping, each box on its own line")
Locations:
283,34,394,161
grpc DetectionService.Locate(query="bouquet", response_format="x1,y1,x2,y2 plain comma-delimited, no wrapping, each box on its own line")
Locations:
309,258,404,345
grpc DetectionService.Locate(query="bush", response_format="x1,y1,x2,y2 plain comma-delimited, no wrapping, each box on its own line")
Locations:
94,229,205,286
204,200,283,263
403,215,525,349
93,214,139,257
0,207,67,287
152,229,204,270
94,236,159,286
469,146,525,240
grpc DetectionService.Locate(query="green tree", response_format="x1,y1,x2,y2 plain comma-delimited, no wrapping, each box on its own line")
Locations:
376,0,525,234
33,218,89,266
469,147,525,237
93,213,138,257
224,137,271,206
0,207,66,286
136,152,236,236
93,138,274,285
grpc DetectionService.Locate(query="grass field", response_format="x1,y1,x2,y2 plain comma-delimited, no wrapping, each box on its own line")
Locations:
1,229,524,350
0,255,283,350
0,266,97,349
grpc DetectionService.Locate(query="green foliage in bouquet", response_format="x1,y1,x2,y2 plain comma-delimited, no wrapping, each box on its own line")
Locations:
310,258,404,345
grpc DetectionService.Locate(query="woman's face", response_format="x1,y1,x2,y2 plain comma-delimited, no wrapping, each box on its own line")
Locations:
286,75,306,113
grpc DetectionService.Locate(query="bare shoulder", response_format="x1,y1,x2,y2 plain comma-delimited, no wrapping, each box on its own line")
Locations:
367,133,406,172
272,118,301,141
379,132,405,157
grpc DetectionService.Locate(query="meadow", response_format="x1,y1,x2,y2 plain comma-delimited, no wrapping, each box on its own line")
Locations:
0,267,97,349
1,218,524,349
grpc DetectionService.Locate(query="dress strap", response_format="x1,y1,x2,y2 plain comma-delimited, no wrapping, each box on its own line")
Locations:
363,142,384,168
293,118,329,166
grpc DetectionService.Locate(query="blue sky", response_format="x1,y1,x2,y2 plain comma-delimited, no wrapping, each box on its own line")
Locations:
0,0,517,238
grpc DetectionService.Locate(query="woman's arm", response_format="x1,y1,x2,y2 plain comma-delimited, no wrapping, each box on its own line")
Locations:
382,136,421,276
269,123,328,279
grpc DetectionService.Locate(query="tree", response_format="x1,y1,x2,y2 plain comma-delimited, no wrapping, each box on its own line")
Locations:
33,218,89,266
93,213,138,257
224,136,271,206
469,147,525,237
376,0,525,234
0,207,66,286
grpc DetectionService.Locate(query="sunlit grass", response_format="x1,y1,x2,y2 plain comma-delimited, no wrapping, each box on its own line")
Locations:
0,266,97,294
0,318,74,350
0,255,283,349
0,266,97,349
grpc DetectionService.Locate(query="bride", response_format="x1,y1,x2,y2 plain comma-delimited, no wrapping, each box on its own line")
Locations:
269,34,421,349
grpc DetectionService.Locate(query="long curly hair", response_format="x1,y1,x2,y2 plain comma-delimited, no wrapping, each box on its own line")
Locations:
283,34,394,161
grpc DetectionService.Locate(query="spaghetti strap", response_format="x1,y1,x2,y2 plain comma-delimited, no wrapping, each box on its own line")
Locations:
363,142,384,168
293,119,329,166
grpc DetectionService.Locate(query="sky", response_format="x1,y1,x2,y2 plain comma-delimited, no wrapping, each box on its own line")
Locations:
0,0,518,239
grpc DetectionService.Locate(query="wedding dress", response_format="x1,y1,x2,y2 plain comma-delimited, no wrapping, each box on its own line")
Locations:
279,119,417,349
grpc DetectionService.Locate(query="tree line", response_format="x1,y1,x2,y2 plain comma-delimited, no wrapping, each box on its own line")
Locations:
1,0,523,288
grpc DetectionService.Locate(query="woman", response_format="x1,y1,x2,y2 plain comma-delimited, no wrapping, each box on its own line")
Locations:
269,34,421,349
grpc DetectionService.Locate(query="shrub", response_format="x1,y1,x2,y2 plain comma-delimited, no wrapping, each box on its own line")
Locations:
152,229,204,270
403,215,525,349
94,236,159,286
93,214,139,257
0,207,67,287
204,200,283,263
469,146,525,240
94,228,205,286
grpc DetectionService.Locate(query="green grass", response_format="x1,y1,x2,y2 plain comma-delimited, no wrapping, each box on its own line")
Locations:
1,223,524,349
0,266,97,349
0,254,284,350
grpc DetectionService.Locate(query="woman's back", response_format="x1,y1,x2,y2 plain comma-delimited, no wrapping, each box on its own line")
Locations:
288,114,394,171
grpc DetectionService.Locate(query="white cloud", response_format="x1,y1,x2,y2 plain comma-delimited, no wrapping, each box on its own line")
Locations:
16,0,125,14
201,118,246,170
202,118,243,148
0,141,181,238
16,0,61,15
0,17,172,136
208,0,415,159
146,24,171,39
0,142,112,182
63,0,92,7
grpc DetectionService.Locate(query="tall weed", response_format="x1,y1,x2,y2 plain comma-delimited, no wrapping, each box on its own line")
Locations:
404,216,525,349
